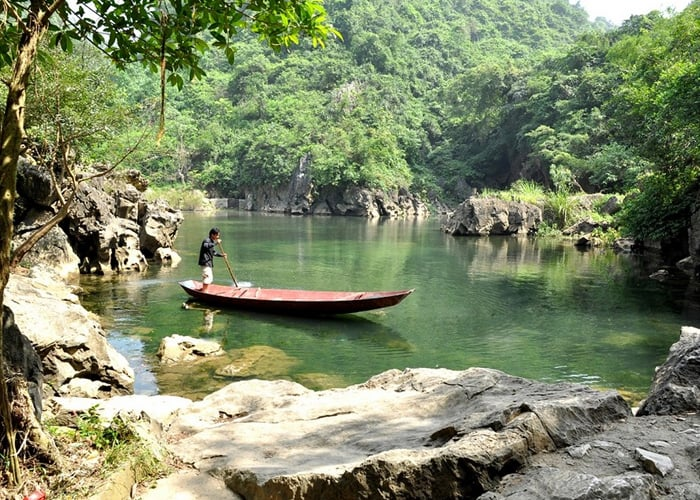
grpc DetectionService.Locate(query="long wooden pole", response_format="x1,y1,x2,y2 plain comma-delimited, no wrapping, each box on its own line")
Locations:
217,241,238,287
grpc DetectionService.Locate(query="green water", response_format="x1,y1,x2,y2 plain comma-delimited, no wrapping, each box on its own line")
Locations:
78,211,700,401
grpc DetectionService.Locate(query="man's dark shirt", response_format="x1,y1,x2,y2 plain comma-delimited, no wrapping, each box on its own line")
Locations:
198,237,220,267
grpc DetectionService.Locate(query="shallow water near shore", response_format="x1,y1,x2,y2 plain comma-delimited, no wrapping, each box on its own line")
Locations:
78,211,700,402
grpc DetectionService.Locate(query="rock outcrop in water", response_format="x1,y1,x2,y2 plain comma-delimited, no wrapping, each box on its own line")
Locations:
637,326,700,416
239,155,429,217
441,197,542,236
5,271,134,399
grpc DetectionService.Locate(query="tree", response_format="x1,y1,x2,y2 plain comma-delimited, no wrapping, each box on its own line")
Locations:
0,0,339,485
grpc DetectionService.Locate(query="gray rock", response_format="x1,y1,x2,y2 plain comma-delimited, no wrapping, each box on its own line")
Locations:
6,273,134,398
16,156,58,207
441,197,542,236
2,306,43,419
567,443,591,458
139,199,183,257
242,163,429,218
676,256,698,278
157,334,225,365
600,195,621,215
13,210,80,279
482,467,655,500
563,219,600,236
613,238,637,253
162,367,629,499
29,168,183,275
101,217,148,273
637,326,700,416
635,448,674,476
154,247,182,266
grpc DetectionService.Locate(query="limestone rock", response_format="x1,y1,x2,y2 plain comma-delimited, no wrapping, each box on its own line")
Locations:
242,164,429,218
16,156,58,207
441,197,541,236
163,367,629,499
139,199,183,257
6,273,134,398
157,335,225,365
1,306,43,419
154,247,182,266
32,168,183,276
13,210,80,279
635,448,674,476
637,326,700,416
480,468,655,500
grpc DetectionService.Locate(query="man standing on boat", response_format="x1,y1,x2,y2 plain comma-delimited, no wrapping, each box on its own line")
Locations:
198,227,226,291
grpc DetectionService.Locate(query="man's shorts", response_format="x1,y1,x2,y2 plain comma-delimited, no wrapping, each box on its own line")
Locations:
201,266,213,285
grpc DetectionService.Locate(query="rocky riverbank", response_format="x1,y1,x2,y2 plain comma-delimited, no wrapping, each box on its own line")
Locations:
4,162,700,498
56,354,700,500
4,268,699,499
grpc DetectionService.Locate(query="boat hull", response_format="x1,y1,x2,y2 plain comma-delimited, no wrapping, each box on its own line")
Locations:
179,280,413,315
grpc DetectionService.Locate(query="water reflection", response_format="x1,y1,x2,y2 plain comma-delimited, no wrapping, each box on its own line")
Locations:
77,212,698,403
181,302,413,352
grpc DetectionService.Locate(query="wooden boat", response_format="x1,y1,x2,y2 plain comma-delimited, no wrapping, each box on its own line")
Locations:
179,280,414,315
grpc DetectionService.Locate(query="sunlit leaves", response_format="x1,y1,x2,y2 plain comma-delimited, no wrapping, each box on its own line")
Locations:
0,0,340,83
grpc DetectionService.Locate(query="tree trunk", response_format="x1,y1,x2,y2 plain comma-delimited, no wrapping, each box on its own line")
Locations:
0,3,56,485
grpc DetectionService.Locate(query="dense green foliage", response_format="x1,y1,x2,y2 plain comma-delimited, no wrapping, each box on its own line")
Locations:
93,0,591,196
445,1,700,242
17,0,700,246
1,0,340,488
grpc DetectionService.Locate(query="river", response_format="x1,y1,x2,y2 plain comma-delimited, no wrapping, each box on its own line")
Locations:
78,211,700,402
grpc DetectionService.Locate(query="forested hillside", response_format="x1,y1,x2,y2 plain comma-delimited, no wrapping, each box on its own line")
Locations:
77,0,591,197
19,0,700,245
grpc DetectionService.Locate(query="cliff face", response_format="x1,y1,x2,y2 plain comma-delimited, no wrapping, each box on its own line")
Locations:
441,197,542,236
14,158,183,276
689,190,700,272
243,184,429,218
236,154,429,218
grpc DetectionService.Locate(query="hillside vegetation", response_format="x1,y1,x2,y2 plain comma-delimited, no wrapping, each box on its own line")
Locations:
19,0,700,247
71,0,591,192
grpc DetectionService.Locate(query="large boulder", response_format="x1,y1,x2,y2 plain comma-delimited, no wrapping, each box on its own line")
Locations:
1,306,43,419
5,272,134,398
157,335,225,365
16,156,59,208
13,209,81,279
636,326,700,416
14,159,182,276
442,198,542,236
162,367,630,499
139,198,184,257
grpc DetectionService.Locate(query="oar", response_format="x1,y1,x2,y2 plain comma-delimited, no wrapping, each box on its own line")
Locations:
217,240,239,287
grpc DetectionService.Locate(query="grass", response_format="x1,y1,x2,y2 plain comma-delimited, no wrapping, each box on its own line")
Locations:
479,181,624,241
544,190,579,229
2,406,171,499
481,179,547,205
